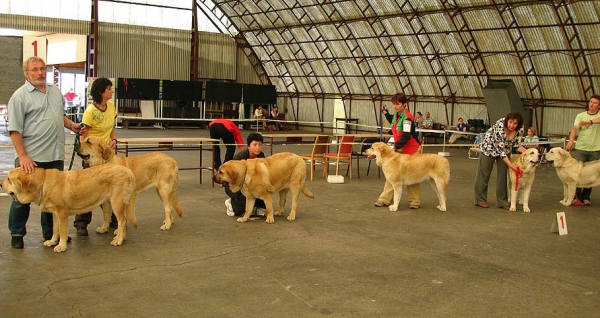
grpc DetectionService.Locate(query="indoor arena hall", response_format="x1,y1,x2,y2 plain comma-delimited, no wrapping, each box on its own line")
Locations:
1,125,598,317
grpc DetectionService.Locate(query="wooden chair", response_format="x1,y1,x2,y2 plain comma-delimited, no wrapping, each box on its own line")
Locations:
300,135,330,181
324,135,356,179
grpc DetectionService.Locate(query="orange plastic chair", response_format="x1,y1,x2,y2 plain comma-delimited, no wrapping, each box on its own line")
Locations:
324,135,356,179
299,135,330,181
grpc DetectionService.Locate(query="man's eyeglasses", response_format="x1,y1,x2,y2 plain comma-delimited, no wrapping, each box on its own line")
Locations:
27,67,47,73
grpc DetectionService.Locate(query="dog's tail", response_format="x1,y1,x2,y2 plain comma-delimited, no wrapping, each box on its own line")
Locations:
172,179,183,218
302,185,315,199
126,191,138,229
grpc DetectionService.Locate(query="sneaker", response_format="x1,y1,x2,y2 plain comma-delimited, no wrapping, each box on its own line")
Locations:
252,207,266,216
77,227,89,236
374,200,388,207
583,200,591,206
409,205,420,209
225,199,235,217
11,236,24,249
571,199,585,206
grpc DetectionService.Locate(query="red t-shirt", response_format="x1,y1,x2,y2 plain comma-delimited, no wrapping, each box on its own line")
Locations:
391,109,420,154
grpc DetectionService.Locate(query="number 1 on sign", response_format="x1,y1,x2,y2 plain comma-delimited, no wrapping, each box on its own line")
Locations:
31,40,38,56
556,212,568,235
559,214,565,229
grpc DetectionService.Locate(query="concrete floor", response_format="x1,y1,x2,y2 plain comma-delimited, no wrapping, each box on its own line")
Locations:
0,125,599,318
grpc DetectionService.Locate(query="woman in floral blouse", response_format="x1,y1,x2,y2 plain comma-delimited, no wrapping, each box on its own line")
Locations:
474,112,527,209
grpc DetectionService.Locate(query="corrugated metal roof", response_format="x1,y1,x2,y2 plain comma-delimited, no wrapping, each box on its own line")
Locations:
211,0,599,106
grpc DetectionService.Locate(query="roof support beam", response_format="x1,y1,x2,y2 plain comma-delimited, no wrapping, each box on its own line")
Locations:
492,0,545,133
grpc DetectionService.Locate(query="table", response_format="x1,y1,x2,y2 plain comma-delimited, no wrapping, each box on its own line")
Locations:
333,133,389,145
520,138,565,148
118,116,210,129
115,137,219,185
261,133,323,155
335,118,359,134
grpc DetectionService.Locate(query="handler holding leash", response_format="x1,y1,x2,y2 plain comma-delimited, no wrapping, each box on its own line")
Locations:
223,132,267,217
73,77,117,236
373,93,422,209
473,113,526,210
7,56,80,249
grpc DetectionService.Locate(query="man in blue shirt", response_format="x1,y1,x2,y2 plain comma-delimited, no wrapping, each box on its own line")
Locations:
7,56,81,249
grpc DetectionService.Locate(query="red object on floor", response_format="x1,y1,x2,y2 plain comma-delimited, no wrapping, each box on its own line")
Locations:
571,199,585,206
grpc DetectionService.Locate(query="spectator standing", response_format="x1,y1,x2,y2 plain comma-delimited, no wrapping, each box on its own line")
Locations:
64,88,77,107
209,118,244,170
474,113,526,210
374,93,422,209
7,56,80,249
566,94,600,206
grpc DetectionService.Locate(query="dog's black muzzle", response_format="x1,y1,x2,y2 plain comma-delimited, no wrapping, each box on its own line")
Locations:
76,152,90,160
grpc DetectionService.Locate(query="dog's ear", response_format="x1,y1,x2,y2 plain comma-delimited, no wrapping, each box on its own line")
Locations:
15,170,30,192
256,161,276,192
227,162,244,193
99,139,114,161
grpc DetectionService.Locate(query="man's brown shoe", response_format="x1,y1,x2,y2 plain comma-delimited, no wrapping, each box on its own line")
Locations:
476,202,489,208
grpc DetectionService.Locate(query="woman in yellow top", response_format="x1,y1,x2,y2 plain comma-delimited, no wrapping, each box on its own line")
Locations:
73,77,117,235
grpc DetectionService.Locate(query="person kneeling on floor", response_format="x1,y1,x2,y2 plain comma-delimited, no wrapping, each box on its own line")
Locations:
223,132,268,217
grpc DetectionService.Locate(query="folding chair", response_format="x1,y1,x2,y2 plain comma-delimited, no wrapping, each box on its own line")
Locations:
351,137,382,178
468,133,485,159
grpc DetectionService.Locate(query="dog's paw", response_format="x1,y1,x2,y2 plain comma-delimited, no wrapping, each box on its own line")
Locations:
523,206,531,213
96,226,109,234
43,239,57,247
265,217,275,224
437,205,447,212
560,200,571,206
388,205,398,212
111,237,123,246
287,215,296,221
53,244,67,252
236,217,248,223
159,222,172,231
509,205,517,212
274,210,284,216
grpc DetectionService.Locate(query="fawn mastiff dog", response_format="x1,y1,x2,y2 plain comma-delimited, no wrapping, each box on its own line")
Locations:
212,152,314,223
508,148,541,212
366,142,450,212
1,165,137,252
77,136,182,230
545,147,600,206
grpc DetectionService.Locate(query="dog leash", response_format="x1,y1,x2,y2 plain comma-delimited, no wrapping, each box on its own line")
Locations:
514,167,523,191
68,125,83,171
